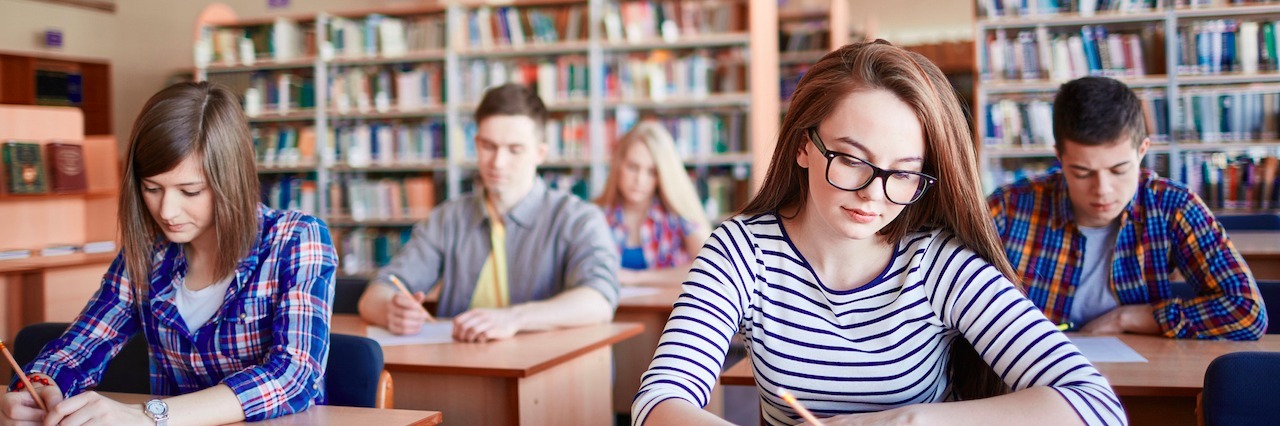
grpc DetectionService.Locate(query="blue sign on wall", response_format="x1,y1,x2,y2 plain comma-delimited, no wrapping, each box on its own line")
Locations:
268,0,289,9
45,29,63,48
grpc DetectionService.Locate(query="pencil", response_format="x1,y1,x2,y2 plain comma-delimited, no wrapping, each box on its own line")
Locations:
388,274,435,322
0,339,47,411
776,387,823,425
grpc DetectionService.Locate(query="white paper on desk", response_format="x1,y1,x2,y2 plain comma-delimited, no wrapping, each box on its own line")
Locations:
365,323,454,346
620,286,663,299
1068,336,1148,363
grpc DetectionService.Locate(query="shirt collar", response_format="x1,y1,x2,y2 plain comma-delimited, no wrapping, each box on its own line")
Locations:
478,177,548,229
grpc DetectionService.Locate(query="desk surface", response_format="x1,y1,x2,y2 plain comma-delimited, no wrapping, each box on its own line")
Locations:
721,334,1280,397
617,285,684,312
0,252,116,274
102,392,442,425
331,315,643,378
1232,231,1280,257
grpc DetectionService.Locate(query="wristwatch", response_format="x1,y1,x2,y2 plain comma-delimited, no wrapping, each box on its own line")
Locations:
143,399,169,426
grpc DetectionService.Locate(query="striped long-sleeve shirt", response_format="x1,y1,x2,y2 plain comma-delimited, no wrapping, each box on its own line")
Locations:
988,170,1266,340
633,213,1125,426
16,205,337,421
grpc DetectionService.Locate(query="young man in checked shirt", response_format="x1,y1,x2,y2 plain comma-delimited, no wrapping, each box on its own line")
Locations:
988,76,1267,340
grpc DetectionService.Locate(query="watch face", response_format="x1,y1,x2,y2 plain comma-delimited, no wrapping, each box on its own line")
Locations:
146,400,167,415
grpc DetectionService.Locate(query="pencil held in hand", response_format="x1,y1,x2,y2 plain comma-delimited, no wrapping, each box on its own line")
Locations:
0,339,47,411
388,274,435,322
777,387,823,426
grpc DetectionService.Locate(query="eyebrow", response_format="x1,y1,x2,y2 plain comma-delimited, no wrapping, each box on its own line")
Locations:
141,179,205,187
1067,160,1132,172
831,137,924,163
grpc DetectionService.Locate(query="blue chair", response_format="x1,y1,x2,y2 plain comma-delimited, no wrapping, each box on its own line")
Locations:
12,322,151,394
324,333,393,408
1217,214,1280,231
1201,351,1280,425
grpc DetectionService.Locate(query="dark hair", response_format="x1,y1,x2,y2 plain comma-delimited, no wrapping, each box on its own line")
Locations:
119,81,260,295
1052,76,1146,153
741,40,1016,400
474,83,548,134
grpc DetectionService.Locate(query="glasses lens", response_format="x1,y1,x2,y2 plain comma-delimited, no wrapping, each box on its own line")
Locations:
885,172,926,204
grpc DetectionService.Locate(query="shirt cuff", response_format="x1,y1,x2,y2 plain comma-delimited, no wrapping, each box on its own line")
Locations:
1150,298,1184,338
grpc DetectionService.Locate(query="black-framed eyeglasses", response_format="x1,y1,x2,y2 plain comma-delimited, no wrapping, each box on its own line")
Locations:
806,128,937,205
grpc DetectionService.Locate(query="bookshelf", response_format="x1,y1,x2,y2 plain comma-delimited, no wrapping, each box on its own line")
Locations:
0,52,112,135
194,0,779,278
976,1,1280,214
778,0,850,110
0,105,120,383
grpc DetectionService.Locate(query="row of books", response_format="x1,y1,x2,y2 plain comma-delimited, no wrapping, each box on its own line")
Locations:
197,18,313,66
329,63,444,115
463,4,587,49
1174,90,1280,141
1,141,87,194
603,49,746,101
261,175,319,216
461,57,590,105
780,63,810,103
0,241,117,261
244,72,317,117
330,121,447,167
335,227,412,276
983,95,1171,146
252,126,317,167
1184,153,1280,209
601,0,745,43
983,26,1161,82
780,22,831,54
327,13,447,59
652,111,749,158
976,0,1279,18
1175,19,1280,75
328,176,436,222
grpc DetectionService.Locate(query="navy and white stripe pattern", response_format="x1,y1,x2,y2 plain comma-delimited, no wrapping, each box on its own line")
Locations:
633,213,1125,425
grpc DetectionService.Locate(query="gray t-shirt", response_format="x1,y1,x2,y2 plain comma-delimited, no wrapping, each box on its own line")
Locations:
373,178,620,316
1069,222,1121,326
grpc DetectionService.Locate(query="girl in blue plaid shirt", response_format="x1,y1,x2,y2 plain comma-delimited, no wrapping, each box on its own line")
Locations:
2,82,337,425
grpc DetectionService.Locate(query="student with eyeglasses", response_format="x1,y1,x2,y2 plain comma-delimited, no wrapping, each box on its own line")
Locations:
632,41,1124,426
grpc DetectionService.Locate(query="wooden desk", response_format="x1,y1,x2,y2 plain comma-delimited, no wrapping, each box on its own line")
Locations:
720,334,1280,426
1232,231,1280,280
1,252,116,384
613,285,682,414
102,392,441,425
332,315,642,425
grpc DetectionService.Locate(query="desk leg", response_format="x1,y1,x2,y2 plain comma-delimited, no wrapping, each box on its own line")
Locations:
389,347,612,426
1121,395,1197,426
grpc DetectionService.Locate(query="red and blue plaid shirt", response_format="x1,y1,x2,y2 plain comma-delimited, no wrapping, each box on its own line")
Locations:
18,205,337,420
604,201,695,269
988,169,1266,340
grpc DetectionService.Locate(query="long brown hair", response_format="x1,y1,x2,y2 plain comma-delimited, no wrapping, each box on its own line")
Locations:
119,82,261,296
595,120,711,232
741,40,1019,400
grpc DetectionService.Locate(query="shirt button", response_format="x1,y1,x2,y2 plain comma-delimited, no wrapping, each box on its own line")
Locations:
240,313,247,320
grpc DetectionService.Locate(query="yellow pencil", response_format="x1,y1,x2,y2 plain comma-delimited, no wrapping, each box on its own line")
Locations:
776,388,823,425
1057,322,1073,331
388,274,435,322
0,339,47,411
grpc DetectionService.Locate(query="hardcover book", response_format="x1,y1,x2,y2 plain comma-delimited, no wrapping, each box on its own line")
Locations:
2,141,48,194
45,142,87,193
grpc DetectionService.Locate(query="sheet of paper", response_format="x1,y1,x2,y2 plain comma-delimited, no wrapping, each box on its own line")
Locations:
620,286,663,299
1068,336,1148,363
365,322,454,346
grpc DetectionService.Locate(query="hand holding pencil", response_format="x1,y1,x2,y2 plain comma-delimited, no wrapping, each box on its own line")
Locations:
385,274,436,335
0,339,64,423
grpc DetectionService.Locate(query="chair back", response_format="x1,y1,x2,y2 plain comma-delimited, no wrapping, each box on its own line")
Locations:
333,277,369,315
324,333,390,408
1202,351,1280,426
13,322,151,394
1217,214,1280,231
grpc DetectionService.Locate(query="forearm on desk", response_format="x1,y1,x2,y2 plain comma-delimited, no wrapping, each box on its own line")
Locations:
511,286,614,332
155,385,245,426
